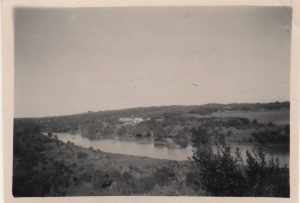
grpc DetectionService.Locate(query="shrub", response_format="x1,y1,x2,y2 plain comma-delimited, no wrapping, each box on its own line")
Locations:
189,145,289,197
188,107,218,115
190,127,211,145
251,127,289,144
226,118,251,128
189,145,247,196
152,167,176,186
226,130,233,137
77,152,88,159
79,172,92,182
245,149,289,197
252,119,258,125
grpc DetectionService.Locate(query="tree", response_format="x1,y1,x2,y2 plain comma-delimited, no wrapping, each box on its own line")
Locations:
189,145,289,197
190,126,211,145
189,144,247,196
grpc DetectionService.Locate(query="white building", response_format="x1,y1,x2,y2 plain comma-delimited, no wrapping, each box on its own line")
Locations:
119,117,143,124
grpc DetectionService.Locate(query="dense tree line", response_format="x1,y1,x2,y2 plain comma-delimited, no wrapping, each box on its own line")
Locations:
188,101,289,115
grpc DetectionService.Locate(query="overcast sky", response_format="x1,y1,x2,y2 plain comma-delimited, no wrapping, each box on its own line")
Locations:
14,6,292,118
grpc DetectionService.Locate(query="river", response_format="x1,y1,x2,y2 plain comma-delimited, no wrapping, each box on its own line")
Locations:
53,133,289,167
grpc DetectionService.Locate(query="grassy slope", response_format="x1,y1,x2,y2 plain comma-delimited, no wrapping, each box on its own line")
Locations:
14,133,197,196
53,141,198,196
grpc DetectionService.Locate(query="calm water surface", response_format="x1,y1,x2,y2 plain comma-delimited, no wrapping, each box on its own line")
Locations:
54,133,289,166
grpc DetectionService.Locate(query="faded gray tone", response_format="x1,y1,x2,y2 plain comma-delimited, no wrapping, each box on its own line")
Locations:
14,6,292,118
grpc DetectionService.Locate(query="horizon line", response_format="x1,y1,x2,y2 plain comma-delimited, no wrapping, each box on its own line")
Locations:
14,100,290,119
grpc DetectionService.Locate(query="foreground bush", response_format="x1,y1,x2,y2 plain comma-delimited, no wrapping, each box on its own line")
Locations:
188,145,289,197
13,123,73,196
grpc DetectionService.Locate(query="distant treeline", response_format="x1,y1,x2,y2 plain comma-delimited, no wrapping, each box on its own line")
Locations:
14,110,290,147
15,105,195,132
188,101,290,115
15,101,289,132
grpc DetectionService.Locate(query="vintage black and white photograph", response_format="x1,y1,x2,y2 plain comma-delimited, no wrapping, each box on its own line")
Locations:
12,5,292,197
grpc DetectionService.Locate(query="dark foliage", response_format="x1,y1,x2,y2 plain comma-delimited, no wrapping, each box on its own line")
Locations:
188,102,289,115
152,167,176,186
251,125,290,144
189,145,247,196
189,145,289,197
188,107,219,115
77,152,88,159
13,122,73,197
190,127,211,144
245,149,289,196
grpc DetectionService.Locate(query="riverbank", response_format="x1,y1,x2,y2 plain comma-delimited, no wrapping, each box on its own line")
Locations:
14,131,198,196
52,132,290,166
56,141,196,196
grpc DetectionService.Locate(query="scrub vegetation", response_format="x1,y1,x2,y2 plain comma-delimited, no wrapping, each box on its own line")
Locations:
13,102,290,197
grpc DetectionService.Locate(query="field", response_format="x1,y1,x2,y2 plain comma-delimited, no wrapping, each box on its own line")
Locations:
212,110,289,125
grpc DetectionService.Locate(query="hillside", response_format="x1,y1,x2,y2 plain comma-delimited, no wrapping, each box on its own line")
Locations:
14,102,290,148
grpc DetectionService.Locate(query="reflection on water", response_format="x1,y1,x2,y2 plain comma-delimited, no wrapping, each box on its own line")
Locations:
54,133,289,166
